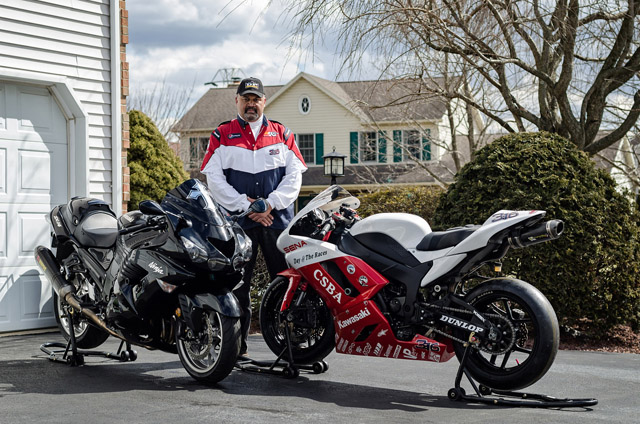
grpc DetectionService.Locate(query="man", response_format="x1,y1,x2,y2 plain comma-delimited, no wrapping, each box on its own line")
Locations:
200,77,307,357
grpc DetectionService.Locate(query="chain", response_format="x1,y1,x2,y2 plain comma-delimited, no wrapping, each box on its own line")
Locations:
421,303,517,354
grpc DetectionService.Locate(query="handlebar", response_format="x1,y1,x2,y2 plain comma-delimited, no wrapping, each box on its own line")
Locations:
316,221,334,240
118,216,167,235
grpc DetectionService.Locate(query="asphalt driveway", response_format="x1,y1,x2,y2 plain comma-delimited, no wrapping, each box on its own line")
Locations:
0,331,638,423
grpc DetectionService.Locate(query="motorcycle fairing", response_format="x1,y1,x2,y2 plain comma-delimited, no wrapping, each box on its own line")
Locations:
287,259,456,363
333,299,454,363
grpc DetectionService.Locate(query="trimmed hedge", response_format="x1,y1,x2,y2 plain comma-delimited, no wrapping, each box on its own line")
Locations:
357,185,445,220
128,110,189,210
433,132,640,335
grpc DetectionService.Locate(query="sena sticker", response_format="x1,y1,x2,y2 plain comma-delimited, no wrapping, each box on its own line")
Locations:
346,264,356,274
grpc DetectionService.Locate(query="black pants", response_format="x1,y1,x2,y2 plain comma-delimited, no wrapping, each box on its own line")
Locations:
234,226,288,354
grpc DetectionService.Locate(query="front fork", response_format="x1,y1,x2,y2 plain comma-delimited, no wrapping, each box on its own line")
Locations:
175,292,241,338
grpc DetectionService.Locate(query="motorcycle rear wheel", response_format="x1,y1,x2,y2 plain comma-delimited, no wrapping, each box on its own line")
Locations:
260,276,335,364
52,289,109,349
452,278,559,391
176,310,240,383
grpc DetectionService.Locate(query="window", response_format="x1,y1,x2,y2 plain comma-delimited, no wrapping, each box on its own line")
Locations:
296,133,315,164
403,130,422,161
189,136,209,168
360,131,378,162
299,95,311,114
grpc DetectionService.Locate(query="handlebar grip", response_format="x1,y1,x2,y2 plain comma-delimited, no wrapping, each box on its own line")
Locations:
317,222,333,240
118,223,147,235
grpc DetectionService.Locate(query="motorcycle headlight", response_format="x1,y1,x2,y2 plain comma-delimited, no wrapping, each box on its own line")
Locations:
180,235,207,263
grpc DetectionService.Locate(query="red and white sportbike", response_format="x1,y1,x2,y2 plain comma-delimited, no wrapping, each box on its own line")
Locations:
259,185,563,391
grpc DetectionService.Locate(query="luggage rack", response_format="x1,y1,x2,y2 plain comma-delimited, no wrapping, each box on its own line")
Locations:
447,335,598,408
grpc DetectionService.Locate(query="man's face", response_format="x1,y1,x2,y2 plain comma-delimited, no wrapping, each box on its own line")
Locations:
236,94,266,122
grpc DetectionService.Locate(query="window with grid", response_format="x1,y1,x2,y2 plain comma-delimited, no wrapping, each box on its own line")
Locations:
296,133,315,164
189,137,210,168
360,131,377,162
403,130,422,161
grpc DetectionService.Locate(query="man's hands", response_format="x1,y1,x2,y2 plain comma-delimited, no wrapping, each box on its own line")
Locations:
247,197,273,227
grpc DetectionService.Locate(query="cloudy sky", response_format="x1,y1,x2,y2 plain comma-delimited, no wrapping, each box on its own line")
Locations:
128,0,353,107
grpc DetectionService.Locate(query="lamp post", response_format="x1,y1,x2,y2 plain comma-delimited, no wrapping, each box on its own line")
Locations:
323,147,346,186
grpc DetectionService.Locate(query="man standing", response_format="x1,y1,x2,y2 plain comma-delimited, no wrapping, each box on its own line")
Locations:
200,77,307,357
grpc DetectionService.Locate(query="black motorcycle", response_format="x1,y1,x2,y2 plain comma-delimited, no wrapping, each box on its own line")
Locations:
35,179,263,383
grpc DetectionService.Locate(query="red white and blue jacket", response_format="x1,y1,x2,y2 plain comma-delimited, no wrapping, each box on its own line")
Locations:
201,115,307,230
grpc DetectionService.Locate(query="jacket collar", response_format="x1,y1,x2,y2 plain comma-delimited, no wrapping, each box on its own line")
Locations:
237,114,268,129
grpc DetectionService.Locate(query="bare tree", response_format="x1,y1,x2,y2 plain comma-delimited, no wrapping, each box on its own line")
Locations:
128,78,196,141
276,0,640,155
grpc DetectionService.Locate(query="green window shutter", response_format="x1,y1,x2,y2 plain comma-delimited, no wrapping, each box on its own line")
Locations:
315,133,324,165
350,132,359,164
393,130,402,162
378,131,387,163
422,131,431,161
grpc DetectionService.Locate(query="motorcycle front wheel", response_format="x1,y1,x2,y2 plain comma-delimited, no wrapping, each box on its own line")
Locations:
52,289,109,349
176,310,240,383
260,276,335,364
452,278,559,391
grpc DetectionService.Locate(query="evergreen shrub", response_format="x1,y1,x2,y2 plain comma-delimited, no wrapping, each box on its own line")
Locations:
433,132,640,336
128,110,188,210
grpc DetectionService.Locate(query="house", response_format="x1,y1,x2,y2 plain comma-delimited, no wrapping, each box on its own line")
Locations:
172,72,482,207
0,0,129,332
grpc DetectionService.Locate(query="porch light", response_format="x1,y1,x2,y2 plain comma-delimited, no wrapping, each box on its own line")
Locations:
323,147,346,186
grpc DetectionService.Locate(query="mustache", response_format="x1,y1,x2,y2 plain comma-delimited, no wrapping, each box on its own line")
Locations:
244,106,257,113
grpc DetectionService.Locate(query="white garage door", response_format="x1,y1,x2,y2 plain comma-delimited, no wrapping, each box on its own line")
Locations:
0,82,68,332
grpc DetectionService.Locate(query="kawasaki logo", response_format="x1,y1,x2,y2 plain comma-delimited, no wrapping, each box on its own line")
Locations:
439,314,484,333
148,261,164,274
338,307,370,329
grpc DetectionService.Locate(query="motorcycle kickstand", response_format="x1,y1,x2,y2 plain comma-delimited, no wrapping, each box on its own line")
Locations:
447,334,598,408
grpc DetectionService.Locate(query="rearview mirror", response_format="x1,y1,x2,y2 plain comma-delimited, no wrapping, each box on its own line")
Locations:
139,200,165,216
248,198,268,214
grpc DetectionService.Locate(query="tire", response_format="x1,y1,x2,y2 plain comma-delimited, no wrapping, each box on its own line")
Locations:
52,289,109,349
259,276,335,364
176,310,240,383
452,278,559,391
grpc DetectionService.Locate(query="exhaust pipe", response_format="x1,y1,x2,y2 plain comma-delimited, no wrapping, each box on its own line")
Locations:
35,246,123,341
508,220,564,249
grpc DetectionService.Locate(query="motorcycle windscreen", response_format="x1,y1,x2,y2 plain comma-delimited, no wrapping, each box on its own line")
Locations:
293,185,360,228
162,179,232,241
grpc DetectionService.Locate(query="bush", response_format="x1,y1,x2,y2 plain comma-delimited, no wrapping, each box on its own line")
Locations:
357,185,445,221
128,110,189,210
433,132,640,336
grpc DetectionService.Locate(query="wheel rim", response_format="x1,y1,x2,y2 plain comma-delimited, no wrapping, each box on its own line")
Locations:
56,293,89,338
266,285,330,353
469,293,539,373
179,312,223,373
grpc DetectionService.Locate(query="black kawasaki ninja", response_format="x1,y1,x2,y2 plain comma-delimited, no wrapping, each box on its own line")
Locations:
36,179,262,383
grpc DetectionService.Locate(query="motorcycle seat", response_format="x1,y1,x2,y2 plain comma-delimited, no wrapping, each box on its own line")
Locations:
75,212,118,248
416,225,480,251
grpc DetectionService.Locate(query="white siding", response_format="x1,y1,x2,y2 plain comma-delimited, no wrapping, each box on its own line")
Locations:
0,0,115,203
266,79,362,166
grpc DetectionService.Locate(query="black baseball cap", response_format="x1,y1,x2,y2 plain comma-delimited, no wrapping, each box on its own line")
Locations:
236,77,265,98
